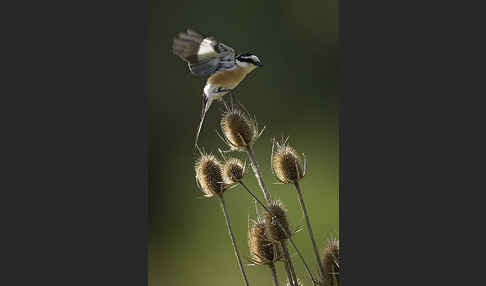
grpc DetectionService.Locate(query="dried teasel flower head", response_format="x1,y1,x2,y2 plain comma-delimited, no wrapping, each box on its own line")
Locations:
194,153,226,198
271,138,307,184
219,102,263,150
265,200,292,242
248,216,281,265
222,157,246,185
323,238,340,286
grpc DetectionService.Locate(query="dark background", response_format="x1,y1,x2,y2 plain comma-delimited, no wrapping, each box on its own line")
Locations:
149,0,339,285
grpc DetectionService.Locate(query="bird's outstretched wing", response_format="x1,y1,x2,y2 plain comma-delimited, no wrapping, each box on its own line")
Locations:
173,29,236,76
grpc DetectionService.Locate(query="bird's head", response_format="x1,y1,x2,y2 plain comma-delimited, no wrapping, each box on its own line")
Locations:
236,52,263,72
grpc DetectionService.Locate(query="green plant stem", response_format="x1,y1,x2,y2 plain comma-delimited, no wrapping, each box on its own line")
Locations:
281,241,298,286
240,180,318,285
245,145,272,204
269,263,280,286
219,195,250,286
294,181,325,282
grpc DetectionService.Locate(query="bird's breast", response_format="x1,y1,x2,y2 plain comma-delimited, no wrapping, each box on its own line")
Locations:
207,67,247,89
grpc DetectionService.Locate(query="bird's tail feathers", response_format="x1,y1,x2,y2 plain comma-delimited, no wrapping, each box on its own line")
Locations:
195,94,214,150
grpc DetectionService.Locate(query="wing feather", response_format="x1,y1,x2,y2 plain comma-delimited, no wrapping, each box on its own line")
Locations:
172,29,236,76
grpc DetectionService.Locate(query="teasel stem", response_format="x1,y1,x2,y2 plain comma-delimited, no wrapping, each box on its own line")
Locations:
281,241,298,286
240,181,270,212
269,263,280,286
294,181,325,282
245,145,272,204
283,259,294,286
288,237,318,286
240,180,318,285
219,195,250,286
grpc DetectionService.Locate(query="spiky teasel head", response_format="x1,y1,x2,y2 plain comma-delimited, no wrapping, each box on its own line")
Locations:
219,103,263,151
286,278,303,286
323,238,340,286
222,157,246,185
265,200,292,242
271,138,307,184
195,153,226,198
248,216,282,265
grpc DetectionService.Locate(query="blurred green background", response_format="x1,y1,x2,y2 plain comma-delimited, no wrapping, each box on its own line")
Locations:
149,1,339,285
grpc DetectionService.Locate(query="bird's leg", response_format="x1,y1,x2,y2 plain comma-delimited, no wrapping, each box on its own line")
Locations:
215,87,232,94
195,96,214,149
227,90,235,103
215,88,233,109
220,97,229,109
200,94,208,119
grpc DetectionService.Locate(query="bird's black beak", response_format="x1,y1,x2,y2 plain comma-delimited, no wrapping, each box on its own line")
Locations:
256,62,263,67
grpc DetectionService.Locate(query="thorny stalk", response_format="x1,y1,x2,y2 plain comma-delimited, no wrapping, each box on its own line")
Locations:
281,241,298,286
283,259,294,286
245,145,272,204
294,181,325,282
288,237,318,286
219,196,250,286
269,263,280,286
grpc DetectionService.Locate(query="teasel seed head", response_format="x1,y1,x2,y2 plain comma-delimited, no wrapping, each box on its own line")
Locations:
195,153,226,198
219,103,263,150
265,200,292,242
248,216,281,265
222,157,246,185
323,238,340,286
271,138,307,184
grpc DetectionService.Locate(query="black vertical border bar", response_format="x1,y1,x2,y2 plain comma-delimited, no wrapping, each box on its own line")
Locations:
1,0,148,285
339,0,477,284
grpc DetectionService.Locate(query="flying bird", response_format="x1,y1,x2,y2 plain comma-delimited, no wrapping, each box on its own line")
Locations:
172,29,263,149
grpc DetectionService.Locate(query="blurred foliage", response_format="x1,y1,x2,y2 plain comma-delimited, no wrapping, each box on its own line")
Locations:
149,0,339,285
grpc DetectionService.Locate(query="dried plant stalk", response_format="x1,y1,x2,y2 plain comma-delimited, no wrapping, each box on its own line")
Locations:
281,241,299,286
269,263,280,286
220,196,250,286
245,145,272,203
295,181,325,281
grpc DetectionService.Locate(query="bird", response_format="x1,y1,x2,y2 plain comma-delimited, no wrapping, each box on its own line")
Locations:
172,29,263,149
